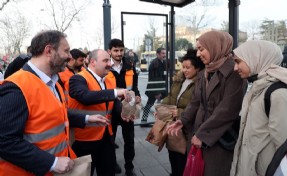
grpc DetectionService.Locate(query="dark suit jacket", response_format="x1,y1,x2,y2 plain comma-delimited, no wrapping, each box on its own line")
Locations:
68,69,117,105
0,64,86,175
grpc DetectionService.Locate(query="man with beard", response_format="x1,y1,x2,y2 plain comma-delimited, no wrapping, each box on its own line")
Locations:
108,39,141,176
68,49,129,176
58,48,86,102
0,30,110,175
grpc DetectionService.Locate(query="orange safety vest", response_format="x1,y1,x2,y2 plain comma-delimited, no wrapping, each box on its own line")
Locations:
68,69,115,141
58,67,74,102
106,69,134,90
0,70,76,176
58,67,84,103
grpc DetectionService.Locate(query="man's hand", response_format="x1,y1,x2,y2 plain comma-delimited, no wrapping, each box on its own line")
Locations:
88,115,110,126
117,89,132,102
53,157,74,174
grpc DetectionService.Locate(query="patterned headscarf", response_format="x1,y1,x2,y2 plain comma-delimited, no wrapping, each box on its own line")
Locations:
197,30,233,74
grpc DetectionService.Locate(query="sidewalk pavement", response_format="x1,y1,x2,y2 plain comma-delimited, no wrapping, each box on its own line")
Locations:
115,120,171,176
114,97,171,176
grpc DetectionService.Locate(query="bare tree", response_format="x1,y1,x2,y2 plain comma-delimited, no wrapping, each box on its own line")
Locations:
45,0,90,32
176,0,217,44
242,20,260,40
93,17,119,49
0,0,11,11
0,11,30,56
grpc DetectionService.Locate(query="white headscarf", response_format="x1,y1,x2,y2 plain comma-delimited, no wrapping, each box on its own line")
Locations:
233,40,287,83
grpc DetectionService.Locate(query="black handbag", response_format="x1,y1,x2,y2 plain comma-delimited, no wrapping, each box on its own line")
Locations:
218,117,240,151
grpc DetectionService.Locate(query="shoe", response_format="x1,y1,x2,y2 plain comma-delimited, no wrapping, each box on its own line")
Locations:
115,162,122,174
114,143,119,149
126,170,137,176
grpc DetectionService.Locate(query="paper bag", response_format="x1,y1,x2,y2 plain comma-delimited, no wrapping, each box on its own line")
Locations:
154,104,177,121
121,90,141,120
145,119,168,152
54,155,92,176
166,122,187,154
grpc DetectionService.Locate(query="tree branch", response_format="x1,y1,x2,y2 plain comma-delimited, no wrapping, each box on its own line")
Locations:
0,0,10,11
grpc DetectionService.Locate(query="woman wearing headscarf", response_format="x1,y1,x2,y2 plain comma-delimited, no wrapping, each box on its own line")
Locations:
230,40,287,176
166,30,247,176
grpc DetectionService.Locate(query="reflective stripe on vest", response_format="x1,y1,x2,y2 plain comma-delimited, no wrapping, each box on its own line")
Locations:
64,90,69,102
0,70,76,175
45,140,67,155
0,141,67,162
23,123,65,143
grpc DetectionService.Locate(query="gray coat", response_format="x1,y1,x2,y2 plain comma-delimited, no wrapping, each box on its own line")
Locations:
181,59,247,176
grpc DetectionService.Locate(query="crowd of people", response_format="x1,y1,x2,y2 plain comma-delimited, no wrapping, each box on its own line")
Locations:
0,29,287,176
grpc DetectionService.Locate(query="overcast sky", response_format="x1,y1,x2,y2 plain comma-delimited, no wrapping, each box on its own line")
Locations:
1,0,286,52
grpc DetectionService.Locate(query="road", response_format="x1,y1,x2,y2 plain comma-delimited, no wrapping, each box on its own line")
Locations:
134,71,156,125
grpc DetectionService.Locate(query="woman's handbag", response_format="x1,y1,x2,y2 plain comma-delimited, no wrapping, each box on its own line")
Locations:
183,146,204,176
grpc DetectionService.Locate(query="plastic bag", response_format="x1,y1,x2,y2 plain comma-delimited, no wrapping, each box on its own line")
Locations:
121,90,141,120
183,146,204,176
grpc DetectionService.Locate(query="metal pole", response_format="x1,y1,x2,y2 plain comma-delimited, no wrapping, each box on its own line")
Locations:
103,0,111,50
169,6,175,86
228,0,240,48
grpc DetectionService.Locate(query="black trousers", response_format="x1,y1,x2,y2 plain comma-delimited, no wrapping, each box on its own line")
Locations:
142,95,157,120
72,128,116,176
168,150,187,176
112,114,135,172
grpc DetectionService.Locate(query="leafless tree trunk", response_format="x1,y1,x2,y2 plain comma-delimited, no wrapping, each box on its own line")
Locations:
0,0,11,11
94,17,118,49
177,0,217,44
0,12,30,56
45,0,90,32
243,20,260,40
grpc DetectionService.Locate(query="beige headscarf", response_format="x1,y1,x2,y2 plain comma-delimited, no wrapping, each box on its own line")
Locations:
197,30,233,76
233,40,284,79
233,40,287,121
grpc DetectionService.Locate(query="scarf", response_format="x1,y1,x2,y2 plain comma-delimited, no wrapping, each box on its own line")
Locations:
197,30,233,81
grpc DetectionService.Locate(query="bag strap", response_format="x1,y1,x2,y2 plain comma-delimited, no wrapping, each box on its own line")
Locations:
266,139,287,176
264,82,287,175
264,81,287,117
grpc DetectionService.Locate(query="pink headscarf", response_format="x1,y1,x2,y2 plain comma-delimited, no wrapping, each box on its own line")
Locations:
197,30,233,76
